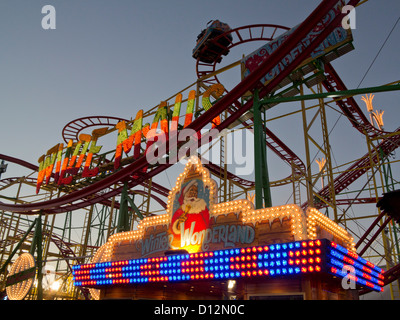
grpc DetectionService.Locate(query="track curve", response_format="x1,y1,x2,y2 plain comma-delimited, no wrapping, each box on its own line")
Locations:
196,24,291,85
62,116,128,143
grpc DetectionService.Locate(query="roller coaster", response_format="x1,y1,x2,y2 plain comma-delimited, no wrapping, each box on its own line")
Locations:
1,0,400,299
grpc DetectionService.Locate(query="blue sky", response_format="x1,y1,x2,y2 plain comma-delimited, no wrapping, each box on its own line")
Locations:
0,1,399,247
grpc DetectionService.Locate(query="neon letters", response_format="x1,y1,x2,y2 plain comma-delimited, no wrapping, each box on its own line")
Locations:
136,221,256,257
36,84,224,193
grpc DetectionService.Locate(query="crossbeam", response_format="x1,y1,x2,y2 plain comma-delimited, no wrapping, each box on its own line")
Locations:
261,83,400,106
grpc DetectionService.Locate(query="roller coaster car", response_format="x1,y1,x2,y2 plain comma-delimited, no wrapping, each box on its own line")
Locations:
192,20,233,63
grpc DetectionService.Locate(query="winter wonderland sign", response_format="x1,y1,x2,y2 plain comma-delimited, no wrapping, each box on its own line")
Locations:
99,157,312,262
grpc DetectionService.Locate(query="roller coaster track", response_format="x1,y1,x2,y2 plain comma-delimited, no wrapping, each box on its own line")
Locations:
0,223,78,265
47,232,91,299
0,0,365,216
0,177,36,192
195,10,400,207
65,115,258,191
195,24,291,85
0,154,38,172
305,131,400,210
322,62,385,138
203,161,255,188
0,154,169,214
194,7,400,208
62,116,127,143
196,15,400,211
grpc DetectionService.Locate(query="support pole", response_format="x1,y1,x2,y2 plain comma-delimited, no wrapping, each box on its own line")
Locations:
261,108,273,208
30,213,43,300
117,181,131,233
117,182,143,233
253,90,272,209
300,84,314,208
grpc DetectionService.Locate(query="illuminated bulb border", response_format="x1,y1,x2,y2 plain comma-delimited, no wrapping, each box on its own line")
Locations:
74,239,327,288
88,243,108,300
241,204,307,241
306,208,355,252
6,253,36,300
166,156,216,219
102,204,308,262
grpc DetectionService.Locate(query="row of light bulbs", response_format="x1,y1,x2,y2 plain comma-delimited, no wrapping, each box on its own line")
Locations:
93,204,357,300
213,199,253,215
306,208,355,252
6,253,35,300
242,205,307,241
89,244,108,300
137,214,170,230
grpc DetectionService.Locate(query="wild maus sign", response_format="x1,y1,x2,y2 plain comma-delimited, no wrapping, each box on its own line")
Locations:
35,85,224,194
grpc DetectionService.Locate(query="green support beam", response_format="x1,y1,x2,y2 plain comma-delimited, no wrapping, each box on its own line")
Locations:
261,83,400,106
117,182,143,233
31,213,43,300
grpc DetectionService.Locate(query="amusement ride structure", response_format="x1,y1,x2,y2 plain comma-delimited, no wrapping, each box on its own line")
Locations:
1,0,400,300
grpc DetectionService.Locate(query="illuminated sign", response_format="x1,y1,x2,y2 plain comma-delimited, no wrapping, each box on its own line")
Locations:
35,84,225,194
71,158,384,294
72,239,384,292
86,156,360,283
98,157,313,263
35,3,354,195
166,157,255,254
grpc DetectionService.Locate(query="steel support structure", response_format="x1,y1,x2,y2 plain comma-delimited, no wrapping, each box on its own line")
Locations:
363,135,400,299
117,182,143,233
298,83,337,219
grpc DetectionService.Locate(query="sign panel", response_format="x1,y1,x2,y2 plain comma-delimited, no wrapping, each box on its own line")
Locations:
241,1,353,86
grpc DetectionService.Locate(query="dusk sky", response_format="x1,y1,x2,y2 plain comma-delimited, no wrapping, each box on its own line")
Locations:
1,1,399,252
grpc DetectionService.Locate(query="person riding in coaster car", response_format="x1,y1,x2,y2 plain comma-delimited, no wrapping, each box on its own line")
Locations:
192,20,233,64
